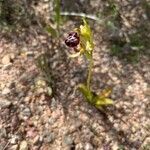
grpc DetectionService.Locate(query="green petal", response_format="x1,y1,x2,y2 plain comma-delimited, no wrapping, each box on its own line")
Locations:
80,19,92,39
95,97,114,107
69,52,81,58
86,41,94,51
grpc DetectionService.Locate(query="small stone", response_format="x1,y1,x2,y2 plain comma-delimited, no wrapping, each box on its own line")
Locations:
2,55,11,65
47,87,52,96
48,118,56,125
0,128,7,138
63,136,74,145
10,135,20,144
10,53,15,60
19,141,28,150
2,88,11,95
3,63,12,70
33,135,40,145
11,115,19,130
51,98,58,109
141,137,150,149
36,88,45,94
75,143,84,150
23,108,31,116
39,136,43,142
69,121,82,133
83,128,94,141
25,51,34,57
19,107,31,120
112,142,121,149
0,98,11,109
35,79,46,87
26,128,37,138
44,132,55,143
79,113,89,122
7,82,16,89
84,143,94,150
10,144,18,150
32,40,38,47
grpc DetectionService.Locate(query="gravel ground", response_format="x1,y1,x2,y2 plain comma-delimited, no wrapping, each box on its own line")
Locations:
0,0,150,150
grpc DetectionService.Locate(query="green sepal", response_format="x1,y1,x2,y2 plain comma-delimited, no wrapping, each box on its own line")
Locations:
80,19,92,41
94,97,114,108
45,25,57,37
77,84,93,103
77,84,113,108
84,51,92,60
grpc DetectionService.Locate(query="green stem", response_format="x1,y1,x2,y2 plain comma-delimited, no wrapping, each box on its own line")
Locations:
87,56,93,90
55,0,61,36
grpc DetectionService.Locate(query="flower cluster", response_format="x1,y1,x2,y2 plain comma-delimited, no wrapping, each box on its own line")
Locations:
65,19,94,59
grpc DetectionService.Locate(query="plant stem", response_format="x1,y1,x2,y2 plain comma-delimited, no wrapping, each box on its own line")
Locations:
60,12,114,24
61,12,101,22
87,56,93,90
54,0,61,36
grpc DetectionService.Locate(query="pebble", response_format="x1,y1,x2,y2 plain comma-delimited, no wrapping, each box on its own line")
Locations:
84,143,94,150
43,132,55,143
19,141,28,150
10,135,20,144
11,115,19,130
10,145,18,150
79,113,89,122
33,135,40,145
7,82,16,89
25,51,34,57
48,118,56,125
44,134,54,143
19,107,31,120
63,136,74,145
47,86,52,96
83,128,94,141
23,107,31,116
35,79,46,87
2,63,12,70
26,128,37,138
2,88,11,95
69,121,82,133
0,128,7,138
0,98,11,109
75,143,84,150
2,55,11,65
51,98,58,109
43,0,49,2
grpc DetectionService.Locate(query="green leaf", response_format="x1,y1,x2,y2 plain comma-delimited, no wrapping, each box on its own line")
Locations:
94,97,114,108
77,84,93,103
94,88,114,108
36,54,52,85
77,84,113,108
54,0,61,31
45,25,57,37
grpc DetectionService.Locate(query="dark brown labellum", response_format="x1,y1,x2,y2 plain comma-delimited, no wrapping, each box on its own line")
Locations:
65,32,80,47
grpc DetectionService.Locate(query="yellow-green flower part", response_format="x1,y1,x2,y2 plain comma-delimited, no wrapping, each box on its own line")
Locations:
80,19,94,54
80,19,92,40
